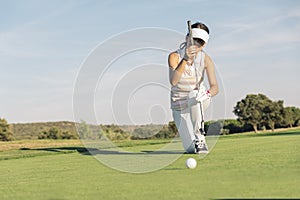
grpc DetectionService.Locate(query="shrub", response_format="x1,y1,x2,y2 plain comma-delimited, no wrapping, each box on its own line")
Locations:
38,127,78,139
0,118,13,141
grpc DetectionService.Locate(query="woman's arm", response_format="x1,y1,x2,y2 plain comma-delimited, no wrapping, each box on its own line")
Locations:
168,46,197,86
204,53,219,97
168,52,188,86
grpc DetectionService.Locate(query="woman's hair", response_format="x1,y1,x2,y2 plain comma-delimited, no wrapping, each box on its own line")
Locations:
180,22,210,49
191,22,209,34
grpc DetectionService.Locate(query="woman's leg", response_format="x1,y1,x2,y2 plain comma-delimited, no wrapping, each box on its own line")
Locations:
188,90,210,134
172,109,195,153
188,90,211,153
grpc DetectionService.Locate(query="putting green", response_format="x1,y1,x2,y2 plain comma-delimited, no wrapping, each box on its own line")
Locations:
0,130,299,200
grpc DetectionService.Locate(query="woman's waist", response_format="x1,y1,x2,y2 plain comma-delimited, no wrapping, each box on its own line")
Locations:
170,89,190,103
171,82,203,93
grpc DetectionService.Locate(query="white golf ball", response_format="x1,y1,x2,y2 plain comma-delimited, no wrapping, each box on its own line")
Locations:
186,158,197,169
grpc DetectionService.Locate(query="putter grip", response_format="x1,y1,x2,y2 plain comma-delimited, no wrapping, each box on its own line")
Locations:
187,20,194,45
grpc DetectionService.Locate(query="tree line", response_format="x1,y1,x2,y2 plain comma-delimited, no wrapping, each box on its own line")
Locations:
232,94,300,133
1,93,299,141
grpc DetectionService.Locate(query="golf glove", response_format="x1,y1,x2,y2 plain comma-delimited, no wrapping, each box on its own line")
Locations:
196,90,211,103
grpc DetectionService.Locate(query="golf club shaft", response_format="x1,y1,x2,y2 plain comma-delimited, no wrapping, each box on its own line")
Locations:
187,20,206,135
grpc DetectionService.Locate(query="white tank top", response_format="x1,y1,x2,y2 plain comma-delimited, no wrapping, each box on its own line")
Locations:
170,48,206,110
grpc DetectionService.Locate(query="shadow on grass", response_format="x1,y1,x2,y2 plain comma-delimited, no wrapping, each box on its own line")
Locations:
20,147,183,156
20,147,90,155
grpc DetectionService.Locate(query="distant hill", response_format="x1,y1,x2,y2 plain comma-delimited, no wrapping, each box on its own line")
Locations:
11,121,78,140
10,121,177,140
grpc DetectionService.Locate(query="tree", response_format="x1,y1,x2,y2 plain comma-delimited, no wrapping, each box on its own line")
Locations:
282,107,300,128
262,100,284,131
294,107,300,126
233,94,271,133
0,118,13,141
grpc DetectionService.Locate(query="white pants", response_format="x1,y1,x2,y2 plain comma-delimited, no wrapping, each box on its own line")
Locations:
172,90,210,153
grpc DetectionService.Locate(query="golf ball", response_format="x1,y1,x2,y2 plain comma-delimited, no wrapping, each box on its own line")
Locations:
186,158,197,169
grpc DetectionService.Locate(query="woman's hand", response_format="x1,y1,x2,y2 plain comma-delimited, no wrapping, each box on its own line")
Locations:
184,45,198,62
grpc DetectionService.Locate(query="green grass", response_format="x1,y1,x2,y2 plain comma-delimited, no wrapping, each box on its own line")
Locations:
0,129,299,200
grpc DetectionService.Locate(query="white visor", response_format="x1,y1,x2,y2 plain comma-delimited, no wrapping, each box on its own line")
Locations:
192,28,209,43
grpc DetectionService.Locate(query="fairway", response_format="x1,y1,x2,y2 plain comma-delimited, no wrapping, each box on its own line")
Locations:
0,129,299,200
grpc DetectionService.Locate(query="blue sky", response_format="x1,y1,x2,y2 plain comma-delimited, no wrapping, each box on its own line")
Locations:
1,0,300,124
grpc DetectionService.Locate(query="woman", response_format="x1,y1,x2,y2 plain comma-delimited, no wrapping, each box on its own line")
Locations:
168,22,219,154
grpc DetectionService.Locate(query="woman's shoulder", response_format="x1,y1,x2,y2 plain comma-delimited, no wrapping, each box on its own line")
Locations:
203,52,212,61
168,50,182,70
203,52,214,68
168,50,180,60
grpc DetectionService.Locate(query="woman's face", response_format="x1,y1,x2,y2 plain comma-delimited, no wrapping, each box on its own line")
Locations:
185,36,206,50
193,38,203,47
